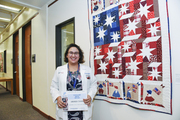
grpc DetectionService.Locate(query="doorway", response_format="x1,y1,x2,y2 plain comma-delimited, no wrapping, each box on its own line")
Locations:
22,22,32,104
13,32,19,96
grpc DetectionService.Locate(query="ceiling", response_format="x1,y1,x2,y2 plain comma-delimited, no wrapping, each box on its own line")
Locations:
0,0,51,34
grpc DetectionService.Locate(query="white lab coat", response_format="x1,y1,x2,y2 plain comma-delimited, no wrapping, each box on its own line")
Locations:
50,64,97,120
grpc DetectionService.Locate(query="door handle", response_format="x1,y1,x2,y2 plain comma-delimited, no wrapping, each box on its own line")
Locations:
14,71,17,73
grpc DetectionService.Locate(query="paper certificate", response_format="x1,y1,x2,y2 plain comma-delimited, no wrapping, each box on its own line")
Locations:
63,91,88,111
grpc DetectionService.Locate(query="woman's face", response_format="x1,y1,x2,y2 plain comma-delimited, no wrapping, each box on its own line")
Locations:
66,47,80,65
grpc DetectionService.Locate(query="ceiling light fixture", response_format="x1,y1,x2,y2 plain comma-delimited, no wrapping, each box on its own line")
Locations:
0,17,11,22
0,26,5,28
0,4,20,13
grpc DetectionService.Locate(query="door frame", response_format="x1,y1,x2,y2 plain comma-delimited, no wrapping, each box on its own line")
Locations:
13,31,19,95
22,21,32,102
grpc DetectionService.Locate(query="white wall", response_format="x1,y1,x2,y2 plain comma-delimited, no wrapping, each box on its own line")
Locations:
18,28,23,98
0,37,13,89
31,5,49,114
168,0,180,118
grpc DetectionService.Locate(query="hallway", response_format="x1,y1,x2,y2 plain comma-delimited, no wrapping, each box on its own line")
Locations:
0,85,48,120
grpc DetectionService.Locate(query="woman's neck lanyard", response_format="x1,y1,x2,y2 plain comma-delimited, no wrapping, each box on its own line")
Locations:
68,63,80,88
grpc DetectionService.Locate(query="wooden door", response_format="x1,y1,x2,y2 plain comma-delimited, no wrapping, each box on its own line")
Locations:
15,33,19,96
24,23,32,104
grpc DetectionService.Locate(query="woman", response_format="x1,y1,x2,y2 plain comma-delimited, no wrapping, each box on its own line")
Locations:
50,43,97,120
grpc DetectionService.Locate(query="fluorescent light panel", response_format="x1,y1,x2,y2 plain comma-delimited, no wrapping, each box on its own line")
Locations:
0,26,5,28
0,17,11,22
0,4,20,13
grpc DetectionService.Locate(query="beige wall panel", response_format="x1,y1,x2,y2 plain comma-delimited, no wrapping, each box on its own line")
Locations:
0,36,13,90
31,5,49,115
18,28,23,99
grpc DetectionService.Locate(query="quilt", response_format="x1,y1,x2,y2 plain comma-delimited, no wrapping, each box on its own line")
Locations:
89,0,172,114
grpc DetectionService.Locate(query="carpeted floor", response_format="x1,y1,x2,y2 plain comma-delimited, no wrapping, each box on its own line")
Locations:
0,85,48,120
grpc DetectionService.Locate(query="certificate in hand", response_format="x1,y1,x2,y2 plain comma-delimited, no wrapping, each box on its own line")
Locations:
63,91,88,111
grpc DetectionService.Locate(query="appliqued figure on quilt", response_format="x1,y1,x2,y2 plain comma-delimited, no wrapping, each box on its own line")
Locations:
124,82,139,102
91,0,104,13
107,81,123,99
97,81,107,96
112,85,120,97
145,90,154,102
127,86,131,99
141,83,164,107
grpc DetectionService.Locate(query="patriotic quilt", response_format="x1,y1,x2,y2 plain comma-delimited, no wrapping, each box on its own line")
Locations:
89,0,172,114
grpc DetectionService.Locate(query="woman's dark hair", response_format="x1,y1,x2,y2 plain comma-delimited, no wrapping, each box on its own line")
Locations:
64,43,85,63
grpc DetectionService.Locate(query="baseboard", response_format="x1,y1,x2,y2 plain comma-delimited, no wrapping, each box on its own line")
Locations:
32,106,55,120
19,97,23,101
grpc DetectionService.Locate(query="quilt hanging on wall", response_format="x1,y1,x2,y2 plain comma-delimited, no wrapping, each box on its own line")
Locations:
89,0,172,114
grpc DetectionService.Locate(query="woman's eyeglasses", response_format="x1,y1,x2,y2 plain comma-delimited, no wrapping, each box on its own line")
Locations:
68,51,79,56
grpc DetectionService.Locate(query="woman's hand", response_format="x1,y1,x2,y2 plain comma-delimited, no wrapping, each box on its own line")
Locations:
56,96,66,108
83,95,91,106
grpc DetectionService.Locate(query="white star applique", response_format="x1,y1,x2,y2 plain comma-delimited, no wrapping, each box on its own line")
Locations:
122,41,131,52
126,19,138,34
111,31,120,42
95,46,101,56
97,27,106,41
120,4,129,15
106,49,116,62
98,60,108,73
149,68,161,80
147,24,160,36
113,68,121,78
94,15,100,25
104,14,115,28
137,3,152,18
138,43,155,60
127,58,141,75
